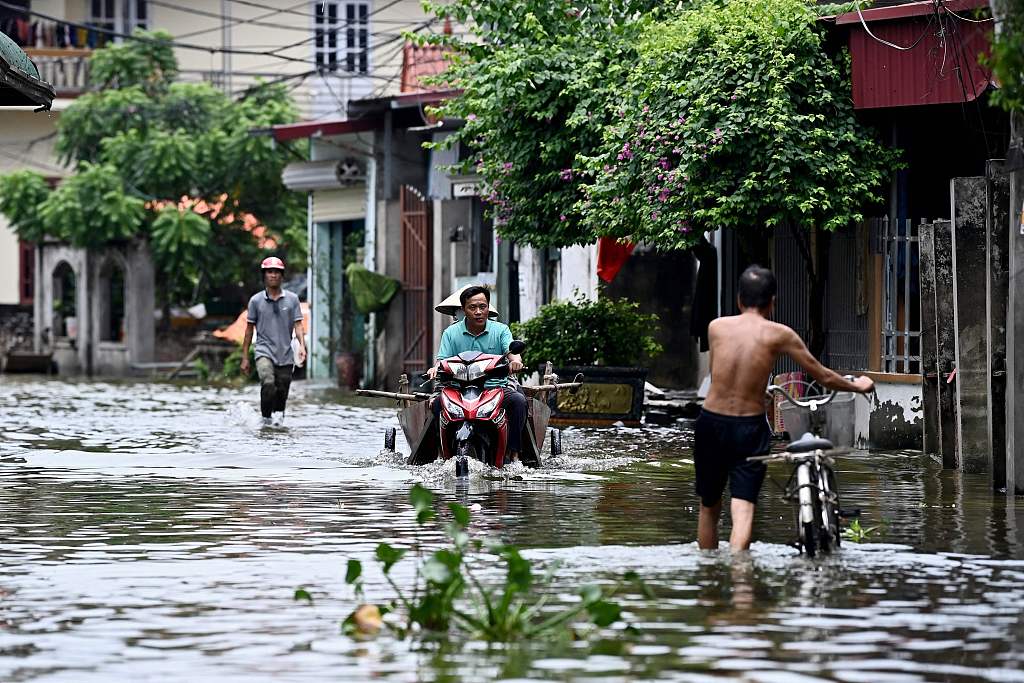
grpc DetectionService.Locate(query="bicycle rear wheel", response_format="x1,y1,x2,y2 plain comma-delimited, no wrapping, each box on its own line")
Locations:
795,464,823,557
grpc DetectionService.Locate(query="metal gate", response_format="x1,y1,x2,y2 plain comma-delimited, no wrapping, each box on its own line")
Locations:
400,185,432,374
874,216,924,374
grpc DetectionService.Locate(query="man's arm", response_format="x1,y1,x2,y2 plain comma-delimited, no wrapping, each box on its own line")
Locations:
293,319,306,365
780,327,874,393
240,322,255,374
427,328,452,379
500,324,523,373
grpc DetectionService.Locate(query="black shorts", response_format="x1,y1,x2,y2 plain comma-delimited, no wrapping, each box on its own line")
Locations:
693,409,772,507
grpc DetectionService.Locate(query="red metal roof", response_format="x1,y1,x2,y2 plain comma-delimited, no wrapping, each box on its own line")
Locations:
835,0,993,109
269,116,380,142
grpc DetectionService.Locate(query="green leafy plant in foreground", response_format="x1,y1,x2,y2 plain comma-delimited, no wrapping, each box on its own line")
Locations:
841,519,879,544
315,484,650,642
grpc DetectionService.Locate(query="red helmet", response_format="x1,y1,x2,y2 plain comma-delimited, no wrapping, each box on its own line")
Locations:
261,256,285,270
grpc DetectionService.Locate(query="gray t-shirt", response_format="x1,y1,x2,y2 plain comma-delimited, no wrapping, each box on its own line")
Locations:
247,289,302,366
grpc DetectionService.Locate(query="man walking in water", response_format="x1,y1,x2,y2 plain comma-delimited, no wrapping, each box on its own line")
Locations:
697,265,874,551
240,257,306,426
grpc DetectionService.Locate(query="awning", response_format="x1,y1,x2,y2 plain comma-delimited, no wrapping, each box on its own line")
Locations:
265,116,381,143
0,31,56,110
835,0,994,109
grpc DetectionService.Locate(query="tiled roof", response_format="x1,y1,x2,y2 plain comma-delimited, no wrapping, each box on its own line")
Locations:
400,42,450,93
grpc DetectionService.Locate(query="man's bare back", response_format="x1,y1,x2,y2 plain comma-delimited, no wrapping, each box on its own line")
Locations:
704,310,874,417
694,265,873,552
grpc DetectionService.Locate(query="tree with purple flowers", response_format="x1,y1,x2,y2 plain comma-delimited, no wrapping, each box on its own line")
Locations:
425,0,896,257
581,0,896,250
423,0,663,248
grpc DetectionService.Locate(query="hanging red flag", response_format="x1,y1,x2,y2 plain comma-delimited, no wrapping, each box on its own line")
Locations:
597,237,636,283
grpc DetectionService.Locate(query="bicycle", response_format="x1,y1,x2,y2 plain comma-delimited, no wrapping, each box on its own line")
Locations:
750,381,862,557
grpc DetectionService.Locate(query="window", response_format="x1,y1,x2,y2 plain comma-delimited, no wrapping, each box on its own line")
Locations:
315,1,369,74
90,0,148,36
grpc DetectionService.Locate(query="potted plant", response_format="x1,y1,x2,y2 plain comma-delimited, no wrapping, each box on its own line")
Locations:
512,294,662,426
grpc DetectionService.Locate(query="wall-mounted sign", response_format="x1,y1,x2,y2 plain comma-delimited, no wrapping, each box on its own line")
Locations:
452,181,481,198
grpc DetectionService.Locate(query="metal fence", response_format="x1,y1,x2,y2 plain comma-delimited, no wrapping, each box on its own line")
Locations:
872,217,924,374
771,223,868,374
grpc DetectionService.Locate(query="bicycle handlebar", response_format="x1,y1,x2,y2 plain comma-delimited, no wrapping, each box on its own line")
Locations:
765,375,858,412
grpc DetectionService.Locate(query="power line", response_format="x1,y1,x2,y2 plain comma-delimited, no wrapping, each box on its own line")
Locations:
224,0,441,24
264,0,407,56
942,4,995,24
854,0,939,51
173,0,310,40
0,0,313,66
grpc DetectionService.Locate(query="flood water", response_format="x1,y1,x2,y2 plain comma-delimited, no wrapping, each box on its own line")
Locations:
1,378,1022,682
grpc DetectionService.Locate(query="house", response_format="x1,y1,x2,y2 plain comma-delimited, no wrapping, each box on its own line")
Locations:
0,0,429,374
710,0,1008,452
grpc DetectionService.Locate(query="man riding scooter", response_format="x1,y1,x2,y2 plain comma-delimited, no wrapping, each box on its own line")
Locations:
426,285,528,462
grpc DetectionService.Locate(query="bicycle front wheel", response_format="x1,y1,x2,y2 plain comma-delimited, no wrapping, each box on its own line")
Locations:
818,464,841,554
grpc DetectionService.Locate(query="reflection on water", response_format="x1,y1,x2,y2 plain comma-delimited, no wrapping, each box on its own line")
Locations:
0,377,1022,682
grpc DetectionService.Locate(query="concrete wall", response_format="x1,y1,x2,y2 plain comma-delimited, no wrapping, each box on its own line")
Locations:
851,378,924,450
0,109,68,305
149,0,431,120
35,241,154,376
556,244,598,302
0,216,21,306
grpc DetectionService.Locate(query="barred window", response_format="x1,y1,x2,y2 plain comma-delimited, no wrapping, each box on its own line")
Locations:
90,0,148,35
315,1,369,74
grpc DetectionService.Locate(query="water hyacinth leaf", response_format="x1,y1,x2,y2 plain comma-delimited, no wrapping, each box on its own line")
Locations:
375,543,406,573
586,599,622,627
579,584,602,605
449,502,471,527
445,522,469,549
422,557,453,585
502,547,532,593
433,549,461,571
345,559,362,584
293,587,313,604
410,484,435,524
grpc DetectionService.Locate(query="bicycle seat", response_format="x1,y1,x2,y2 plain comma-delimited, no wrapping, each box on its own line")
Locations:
786,432,834,453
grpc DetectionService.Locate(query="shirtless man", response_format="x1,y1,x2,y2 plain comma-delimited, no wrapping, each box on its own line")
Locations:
697,265,874,551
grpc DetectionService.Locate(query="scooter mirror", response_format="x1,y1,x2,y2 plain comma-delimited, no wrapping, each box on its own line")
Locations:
508,340,526,355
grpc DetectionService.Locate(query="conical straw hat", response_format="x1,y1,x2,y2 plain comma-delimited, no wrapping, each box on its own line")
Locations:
435,284,499,318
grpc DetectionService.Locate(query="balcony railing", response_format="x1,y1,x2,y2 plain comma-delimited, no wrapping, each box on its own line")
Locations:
24,48,92,97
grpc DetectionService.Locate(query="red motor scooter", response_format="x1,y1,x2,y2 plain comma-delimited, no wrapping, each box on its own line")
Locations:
432,340,526,477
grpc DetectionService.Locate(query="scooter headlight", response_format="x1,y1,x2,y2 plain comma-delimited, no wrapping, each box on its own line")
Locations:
475,392,502,419
441,393,464,419
467,360,490,381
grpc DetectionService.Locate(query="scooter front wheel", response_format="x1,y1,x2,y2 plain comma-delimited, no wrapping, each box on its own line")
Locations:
455,441,475,478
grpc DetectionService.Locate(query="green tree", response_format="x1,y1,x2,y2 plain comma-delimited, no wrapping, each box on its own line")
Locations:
0,31,306,307
583,0,896,249
426,0,895,251
987,0,1024,113
424,0,662,248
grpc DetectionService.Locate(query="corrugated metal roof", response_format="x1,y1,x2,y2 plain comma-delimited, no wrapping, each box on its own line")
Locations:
836,0,994,109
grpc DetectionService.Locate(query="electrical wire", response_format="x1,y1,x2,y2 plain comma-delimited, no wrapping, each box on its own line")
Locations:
942,5,995,23
944,2,993,156
173,0,310,40
264,0,407,56
854,0,939,51
0,0,313,66
0,2,435,87
223,0,441,25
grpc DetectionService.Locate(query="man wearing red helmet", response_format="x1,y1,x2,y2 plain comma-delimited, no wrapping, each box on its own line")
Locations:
241,257,306,426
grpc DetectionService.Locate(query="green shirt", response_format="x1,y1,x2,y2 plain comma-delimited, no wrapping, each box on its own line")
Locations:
436,318,513,387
